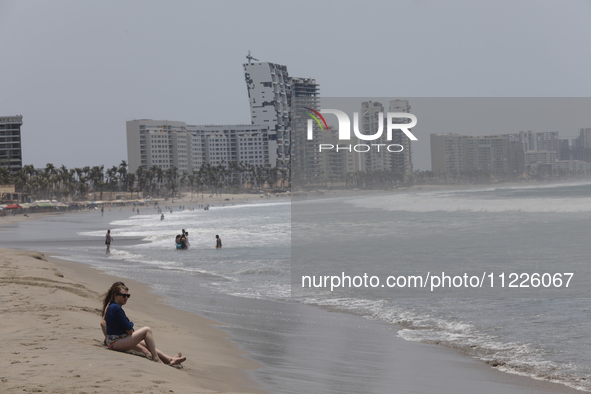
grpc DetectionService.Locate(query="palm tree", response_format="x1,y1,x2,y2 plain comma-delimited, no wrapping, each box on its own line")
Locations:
43,163,58,200
89,165,105,200
155,166,164,194
127,173,136,199
106,166,118,193
135,166,146,196
179,170,188,196
117,160,128,191
165,166,179,201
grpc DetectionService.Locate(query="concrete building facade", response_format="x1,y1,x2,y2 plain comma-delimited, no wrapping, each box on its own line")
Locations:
126,119,189,174
0,115,23,173
243,61,291,169
431,133,524,177
127,119,270,174
290,77,321,179
358,100,414,179
187,124,270,168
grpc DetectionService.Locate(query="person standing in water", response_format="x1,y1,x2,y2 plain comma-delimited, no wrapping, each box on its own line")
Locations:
105,230,113,254
215,234,222,249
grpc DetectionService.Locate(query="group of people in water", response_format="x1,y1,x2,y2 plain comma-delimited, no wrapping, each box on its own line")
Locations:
105,228,222,254
175,229,190,249
175,229,222,250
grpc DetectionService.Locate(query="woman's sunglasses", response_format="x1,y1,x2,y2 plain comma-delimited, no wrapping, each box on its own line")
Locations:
116,293,131,298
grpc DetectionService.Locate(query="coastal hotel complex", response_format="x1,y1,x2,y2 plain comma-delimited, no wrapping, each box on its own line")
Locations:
126,59,415,182
431,129,591,178
0,116,23,172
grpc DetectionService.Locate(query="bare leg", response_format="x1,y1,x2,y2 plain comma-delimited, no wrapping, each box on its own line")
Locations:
111,327,160,362
127,338,186,365
135,341,172,362
133,342,151,357
155,349,185,364
168,353,186,365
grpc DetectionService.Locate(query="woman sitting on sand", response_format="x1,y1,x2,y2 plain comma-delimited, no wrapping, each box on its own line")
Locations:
100,282,186,365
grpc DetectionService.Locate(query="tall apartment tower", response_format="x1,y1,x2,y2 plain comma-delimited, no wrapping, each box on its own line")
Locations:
359,101,388,172
358,100,414,179
0,115,23,173
570,128,591,163
291,77,321,179
574,128,591,149
243,61,291,169
389,100,414,177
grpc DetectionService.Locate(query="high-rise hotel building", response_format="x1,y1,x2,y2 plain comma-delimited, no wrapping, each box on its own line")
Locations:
290,77,321,178
357,100,414,178
0,115,23,172
127,120,188,173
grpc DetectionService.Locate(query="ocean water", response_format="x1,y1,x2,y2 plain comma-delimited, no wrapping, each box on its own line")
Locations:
291,182,591,391
2,183,591,392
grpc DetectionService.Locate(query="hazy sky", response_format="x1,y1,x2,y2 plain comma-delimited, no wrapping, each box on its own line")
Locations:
2,0,591,171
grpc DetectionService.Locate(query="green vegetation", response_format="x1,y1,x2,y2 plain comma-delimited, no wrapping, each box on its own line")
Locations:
0,161,289,201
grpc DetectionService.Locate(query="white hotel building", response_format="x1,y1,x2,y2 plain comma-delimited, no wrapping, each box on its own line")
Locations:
126,119,270,174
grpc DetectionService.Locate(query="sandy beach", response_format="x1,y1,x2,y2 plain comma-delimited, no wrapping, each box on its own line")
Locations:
0,247,264,394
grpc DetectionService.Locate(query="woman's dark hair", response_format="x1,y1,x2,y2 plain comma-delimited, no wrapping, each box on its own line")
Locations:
101,281,128,316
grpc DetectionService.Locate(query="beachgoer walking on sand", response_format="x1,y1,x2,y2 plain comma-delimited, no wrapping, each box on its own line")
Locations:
100,282,186,365
215,234,222,249
105,230,113,254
